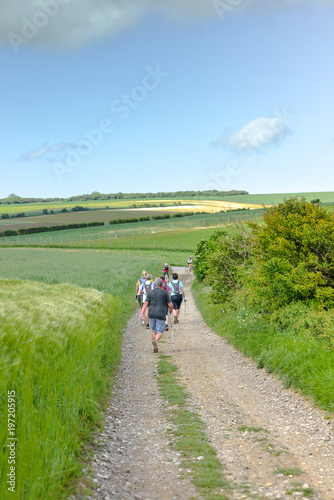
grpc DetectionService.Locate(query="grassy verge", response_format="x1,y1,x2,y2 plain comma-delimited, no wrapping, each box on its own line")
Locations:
192,281,334,414
157,354,230,499
0,279,123,499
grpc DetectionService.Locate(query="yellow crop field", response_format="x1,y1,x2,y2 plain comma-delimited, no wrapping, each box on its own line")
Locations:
130,200,266,213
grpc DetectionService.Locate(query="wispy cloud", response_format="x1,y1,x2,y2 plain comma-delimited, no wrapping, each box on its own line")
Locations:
20,142,77,161
2,0,334,51
214,117,289,152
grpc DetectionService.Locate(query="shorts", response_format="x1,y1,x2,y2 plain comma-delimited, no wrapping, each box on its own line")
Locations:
149,318,166,334
171,294,183,310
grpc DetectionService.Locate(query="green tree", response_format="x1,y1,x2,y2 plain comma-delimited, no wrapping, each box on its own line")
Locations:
249,197,334,310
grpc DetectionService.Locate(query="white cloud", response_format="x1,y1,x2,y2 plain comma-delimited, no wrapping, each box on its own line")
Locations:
20,142,76,161
224,116,289,151
1,0,333,52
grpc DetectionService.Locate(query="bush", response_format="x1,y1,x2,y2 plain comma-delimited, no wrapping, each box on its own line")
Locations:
109,218,140,225
151,214,171,220
249,197,334,310
270,302,334,349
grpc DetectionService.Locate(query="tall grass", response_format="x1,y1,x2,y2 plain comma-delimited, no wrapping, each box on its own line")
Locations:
0,279,124,499
192,281,334,413
0,248,175,499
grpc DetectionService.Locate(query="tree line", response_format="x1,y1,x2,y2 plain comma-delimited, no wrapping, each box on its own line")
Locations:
0,190,249,205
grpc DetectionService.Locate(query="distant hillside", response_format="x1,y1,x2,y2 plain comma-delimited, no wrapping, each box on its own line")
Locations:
0,190,249,205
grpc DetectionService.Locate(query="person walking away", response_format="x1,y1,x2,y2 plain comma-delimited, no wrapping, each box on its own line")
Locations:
160,276,171,331
170,272,186,324
140,277,173,353
163,263,170,281
136,270,148,325
187,256,193,272
142,274,154,329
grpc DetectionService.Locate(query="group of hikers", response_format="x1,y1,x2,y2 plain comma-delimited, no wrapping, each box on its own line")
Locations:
135,265,186,353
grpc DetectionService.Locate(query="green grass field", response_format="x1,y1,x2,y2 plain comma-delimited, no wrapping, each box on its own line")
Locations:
0,248,178,500
0,210,262,252
2,192,333,219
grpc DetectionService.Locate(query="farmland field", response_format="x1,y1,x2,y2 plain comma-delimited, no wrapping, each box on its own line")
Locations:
0,208,263,247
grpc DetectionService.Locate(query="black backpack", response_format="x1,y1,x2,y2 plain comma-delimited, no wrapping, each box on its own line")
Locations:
172,281,180,295
144,281,152,294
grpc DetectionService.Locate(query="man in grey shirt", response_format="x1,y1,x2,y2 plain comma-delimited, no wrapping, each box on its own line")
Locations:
140,277,173,353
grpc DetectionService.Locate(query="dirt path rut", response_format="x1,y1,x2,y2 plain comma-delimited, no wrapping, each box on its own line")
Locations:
80,269,334,500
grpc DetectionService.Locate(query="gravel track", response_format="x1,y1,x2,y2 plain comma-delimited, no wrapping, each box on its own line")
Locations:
78,268,334,500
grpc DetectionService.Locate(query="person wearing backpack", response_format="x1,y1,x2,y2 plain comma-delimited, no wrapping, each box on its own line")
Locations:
142,274,154,329
140,277,173,353
136,270,148,325
170,272,186,324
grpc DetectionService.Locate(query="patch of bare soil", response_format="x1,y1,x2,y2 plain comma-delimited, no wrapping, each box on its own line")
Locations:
78,269,334,500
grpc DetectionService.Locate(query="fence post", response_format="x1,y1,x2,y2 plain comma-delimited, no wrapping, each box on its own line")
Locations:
6,237,9,245
61,235,63,244
39,236,41,244
177,241,179,248
28,237,30,245
154,240,156,248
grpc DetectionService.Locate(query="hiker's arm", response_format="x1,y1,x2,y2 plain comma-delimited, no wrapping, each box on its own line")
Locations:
168,301,173,313
181,287,186,301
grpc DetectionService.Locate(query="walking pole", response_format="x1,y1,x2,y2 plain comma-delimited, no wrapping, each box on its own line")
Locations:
135,297,138,321
169,311,175,351
184,299,186,321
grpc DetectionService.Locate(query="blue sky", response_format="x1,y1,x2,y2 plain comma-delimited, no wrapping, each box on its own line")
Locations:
0,0,333,198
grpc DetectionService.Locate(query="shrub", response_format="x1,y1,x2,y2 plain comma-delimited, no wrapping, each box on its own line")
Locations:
249,197,334,311
270,302,334,349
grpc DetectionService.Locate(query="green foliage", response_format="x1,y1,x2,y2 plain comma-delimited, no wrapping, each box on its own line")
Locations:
0,221,104,238
249,197,334,310
270,302,334,348
110,217,140,224
193,229,252,303
193,230,227,282
151,214,171,220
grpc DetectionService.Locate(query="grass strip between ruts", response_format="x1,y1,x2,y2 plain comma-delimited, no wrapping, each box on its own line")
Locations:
157,354,230,500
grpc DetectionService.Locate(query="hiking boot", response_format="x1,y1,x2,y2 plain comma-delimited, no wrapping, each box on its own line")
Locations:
146,323,150,329
152,340,158,353
174,317,178,324
165,324,169,331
